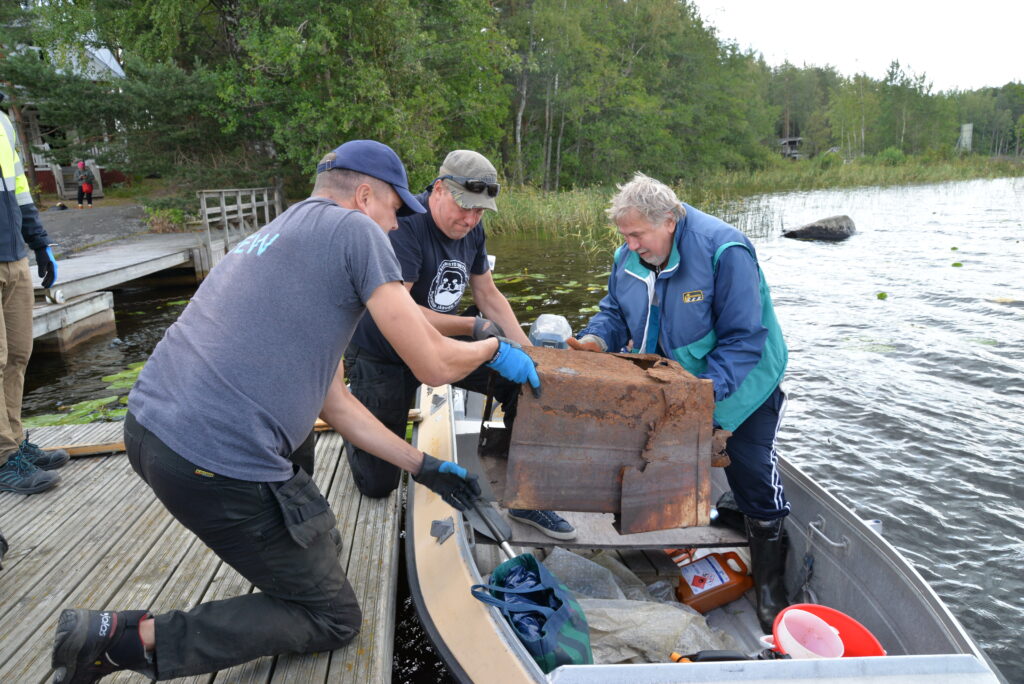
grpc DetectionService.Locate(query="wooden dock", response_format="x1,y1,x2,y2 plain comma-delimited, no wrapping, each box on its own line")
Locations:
30,232,230,353
0,423,402,683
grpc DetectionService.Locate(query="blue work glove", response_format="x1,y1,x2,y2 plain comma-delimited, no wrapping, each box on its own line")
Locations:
486,338,542,398
413,453,481,511
472,315,505,341
34,246,58,288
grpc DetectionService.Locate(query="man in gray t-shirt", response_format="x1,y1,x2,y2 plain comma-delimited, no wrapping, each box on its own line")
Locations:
51,140,541,683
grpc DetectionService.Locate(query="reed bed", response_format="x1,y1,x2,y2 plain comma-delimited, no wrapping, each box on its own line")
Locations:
489,156,1024,249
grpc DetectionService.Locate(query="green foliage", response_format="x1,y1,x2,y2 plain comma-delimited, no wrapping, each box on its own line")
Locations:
487,154,1023,240
815,150,843,170
145,207,191,232
876,146,907,166
2,0,1021,196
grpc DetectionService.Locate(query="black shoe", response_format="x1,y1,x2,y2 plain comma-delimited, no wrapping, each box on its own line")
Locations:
508,509,577,540
21,439,70,470
0,450,60,494
52,609,150,683
745,516,789,633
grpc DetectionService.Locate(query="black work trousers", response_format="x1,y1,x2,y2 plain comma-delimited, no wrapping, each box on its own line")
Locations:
343,343,520,498
123,412,360,680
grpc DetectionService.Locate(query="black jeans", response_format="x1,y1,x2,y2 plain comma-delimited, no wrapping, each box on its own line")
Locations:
124,413,360,679
343,343,521,498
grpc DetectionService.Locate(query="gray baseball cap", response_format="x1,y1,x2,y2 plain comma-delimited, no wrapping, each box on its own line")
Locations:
438,150,500,212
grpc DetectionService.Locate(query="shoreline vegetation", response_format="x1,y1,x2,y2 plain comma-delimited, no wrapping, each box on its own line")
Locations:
70,152,1024,244
488,155,1024,248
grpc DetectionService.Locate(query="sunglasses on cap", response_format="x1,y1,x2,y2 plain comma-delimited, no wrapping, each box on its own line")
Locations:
438,174,500,198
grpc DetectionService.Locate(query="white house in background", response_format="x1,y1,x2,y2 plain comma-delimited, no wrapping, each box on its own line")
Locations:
1,44,125,199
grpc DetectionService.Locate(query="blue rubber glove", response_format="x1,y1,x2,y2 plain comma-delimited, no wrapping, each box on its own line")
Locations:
413,453,481,511
34,246,57,288
486,338,542,398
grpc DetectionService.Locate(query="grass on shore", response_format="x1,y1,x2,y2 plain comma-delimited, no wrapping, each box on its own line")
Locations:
37,154,1021,246
488,154,1024,249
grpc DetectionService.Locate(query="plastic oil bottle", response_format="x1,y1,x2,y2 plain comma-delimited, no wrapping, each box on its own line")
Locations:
675,551,753,613
528,314,572,348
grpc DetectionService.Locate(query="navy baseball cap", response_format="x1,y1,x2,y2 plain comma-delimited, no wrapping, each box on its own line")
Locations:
316,140,426,216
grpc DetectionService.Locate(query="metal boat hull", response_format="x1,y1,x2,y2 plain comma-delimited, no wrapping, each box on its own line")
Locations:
406,385,1002,682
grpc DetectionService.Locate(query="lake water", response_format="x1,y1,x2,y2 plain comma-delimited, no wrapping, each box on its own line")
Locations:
23,177,1023,681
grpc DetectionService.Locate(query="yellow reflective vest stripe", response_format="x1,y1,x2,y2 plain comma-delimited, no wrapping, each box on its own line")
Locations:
0,111,33,206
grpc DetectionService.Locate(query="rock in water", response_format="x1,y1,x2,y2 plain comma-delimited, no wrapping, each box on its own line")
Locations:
783,215,856,241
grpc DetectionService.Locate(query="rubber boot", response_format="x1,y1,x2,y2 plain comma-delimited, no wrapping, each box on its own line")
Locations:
745,516,789,633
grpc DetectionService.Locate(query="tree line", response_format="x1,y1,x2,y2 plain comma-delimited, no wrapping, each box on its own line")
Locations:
2,0,1022,195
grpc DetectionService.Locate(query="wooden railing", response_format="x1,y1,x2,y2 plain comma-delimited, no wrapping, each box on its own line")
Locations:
196,187,283,262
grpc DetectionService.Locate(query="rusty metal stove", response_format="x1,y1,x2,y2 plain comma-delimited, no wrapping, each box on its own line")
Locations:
487,346,715,534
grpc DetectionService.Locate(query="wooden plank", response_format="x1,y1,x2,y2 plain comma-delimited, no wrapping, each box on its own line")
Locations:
328,443,400,684
25,422,124,452
36,440,125,457
0,466,169,681
0,423,401,684
0,444,119,542
32,291,114,339
31,233,202,298
503,509,745,549
0,455,126,588
314,408,420,432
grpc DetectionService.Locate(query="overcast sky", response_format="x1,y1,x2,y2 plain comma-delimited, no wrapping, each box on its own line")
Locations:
690,0,1023,92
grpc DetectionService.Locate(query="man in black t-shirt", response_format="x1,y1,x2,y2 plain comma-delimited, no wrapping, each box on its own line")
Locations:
347,150,576,540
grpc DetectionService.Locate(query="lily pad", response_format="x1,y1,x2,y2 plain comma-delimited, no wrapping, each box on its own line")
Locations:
101,363,146,391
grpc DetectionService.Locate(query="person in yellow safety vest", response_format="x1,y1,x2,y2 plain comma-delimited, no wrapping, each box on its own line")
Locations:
0,98,70,495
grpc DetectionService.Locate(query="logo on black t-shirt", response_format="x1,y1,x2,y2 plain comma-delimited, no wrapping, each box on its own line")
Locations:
428,259,468,312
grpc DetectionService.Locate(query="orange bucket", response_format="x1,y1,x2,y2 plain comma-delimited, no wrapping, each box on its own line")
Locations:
773,604,886,657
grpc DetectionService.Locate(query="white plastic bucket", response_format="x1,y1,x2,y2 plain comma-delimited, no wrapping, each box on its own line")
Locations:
759,608,844,658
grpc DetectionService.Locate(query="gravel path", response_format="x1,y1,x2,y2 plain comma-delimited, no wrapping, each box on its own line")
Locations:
37,203,149,257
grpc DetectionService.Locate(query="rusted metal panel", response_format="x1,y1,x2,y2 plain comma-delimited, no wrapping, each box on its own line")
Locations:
502,347,714,534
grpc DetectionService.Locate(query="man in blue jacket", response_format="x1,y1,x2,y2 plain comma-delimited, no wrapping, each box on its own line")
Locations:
0,103,69,495
569,172,789,631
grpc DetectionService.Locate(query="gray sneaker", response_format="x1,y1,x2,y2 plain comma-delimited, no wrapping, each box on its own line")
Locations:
0,450,60,494
20,438,70,470
508,508,577,540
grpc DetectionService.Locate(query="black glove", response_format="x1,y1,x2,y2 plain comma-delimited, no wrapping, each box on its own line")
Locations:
412,453,481,511
472,315,506,341
35,246,57,288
